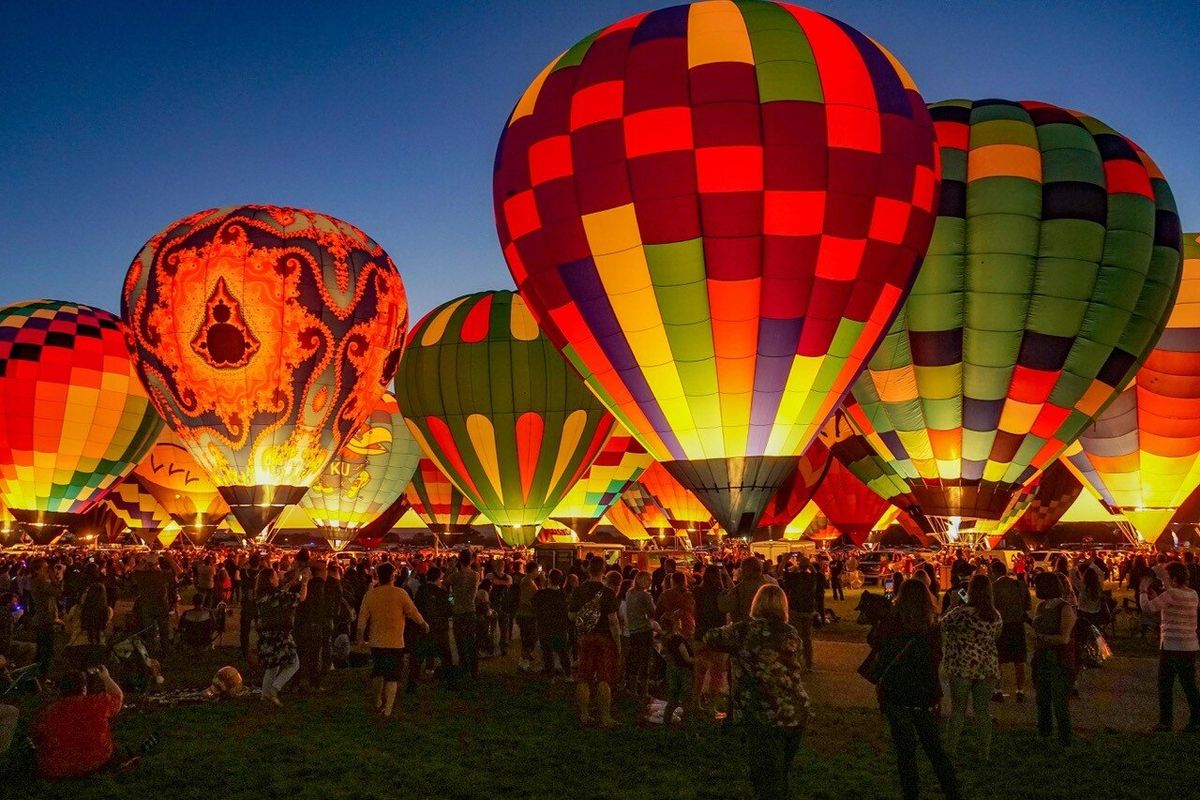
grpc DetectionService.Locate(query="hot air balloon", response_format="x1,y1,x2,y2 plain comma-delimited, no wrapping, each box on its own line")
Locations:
0,300,163,543
106,479,179,546
1009,460,1082,542
1061,232,1200,542
812,458,889,546
132,428,230,544
407,458,480,535
493,1,941,535
637,462,716,541
550,432,652,537
756,439,831,539
604,498,652,542
397,291,614,547
0,501,14,546
299,391,422,542
620,481,673,534
351,494,414,550
122,205,408,537
851,99,1183,524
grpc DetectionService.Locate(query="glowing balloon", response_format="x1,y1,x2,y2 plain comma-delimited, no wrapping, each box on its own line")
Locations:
620,481,673,533
122,205,408,537
1009,460,1082,540
494,0,941,534
299,391,422,537
407,458,480,534
757,439,831,538
813,458,889,546
550,432,652,537
397,291,614,547
604,498,651,541
105,479,178,546
637,462,716,536
1062,232,1200,541
0,300,163,543
852,100,1183,521
132,428,230,544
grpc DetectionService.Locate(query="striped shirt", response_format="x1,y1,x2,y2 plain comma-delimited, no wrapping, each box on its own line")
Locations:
1142,587,1200,652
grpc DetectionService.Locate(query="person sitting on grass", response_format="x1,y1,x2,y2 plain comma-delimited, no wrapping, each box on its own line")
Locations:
34,665,137,779
179,591,215,650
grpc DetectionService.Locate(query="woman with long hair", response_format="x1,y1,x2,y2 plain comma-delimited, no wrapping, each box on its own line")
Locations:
704,584,808,800
942,574,1002,759
867,580,960,800
1032,571,1076,745
254,567,308,706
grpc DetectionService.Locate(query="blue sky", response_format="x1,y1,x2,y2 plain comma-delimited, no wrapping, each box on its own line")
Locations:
2,0,1196,321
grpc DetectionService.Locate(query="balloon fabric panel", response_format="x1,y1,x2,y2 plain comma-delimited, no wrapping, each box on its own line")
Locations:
133,427,230,541
0,300,163,525
550,431,653,535
852,99,1183,519
494,0,941,533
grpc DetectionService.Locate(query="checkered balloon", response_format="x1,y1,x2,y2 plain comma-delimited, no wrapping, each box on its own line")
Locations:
494,0,940,535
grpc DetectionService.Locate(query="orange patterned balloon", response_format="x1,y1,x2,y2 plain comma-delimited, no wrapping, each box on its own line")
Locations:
122,206,408,536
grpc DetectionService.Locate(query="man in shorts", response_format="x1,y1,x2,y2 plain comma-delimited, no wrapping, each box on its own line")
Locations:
568,558,621,727
991,559,1031,702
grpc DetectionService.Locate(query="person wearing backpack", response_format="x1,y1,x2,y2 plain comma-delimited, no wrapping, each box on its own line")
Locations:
782,556,820,672
866,579,960,800
568,558,621,727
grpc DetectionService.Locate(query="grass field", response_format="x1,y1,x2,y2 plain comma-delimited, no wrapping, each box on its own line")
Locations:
3,590,1195,799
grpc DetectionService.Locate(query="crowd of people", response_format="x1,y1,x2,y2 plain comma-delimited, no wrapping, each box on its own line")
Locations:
1,541,1199,798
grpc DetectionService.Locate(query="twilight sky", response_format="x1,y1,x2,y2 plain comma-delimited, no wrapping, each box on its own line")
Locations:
2,0,1196,321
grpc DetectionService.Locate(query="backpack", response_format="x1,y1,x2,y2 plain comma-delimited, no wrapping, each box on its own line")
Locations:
573,586,604,638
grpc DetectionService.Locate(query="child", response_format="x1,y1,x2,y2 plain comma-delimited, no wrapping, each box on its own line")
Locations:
662,610,695,729
532,569,572,678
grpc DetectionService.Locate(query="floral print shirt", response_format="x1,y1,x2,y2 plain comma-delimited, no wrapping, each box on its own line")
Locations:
941,606,1002,683
704,617,810,728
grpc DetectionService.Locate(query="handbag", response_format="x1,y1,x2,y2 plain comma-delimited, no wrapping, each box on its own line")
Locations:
858,636,916,685
1079,624,1112,669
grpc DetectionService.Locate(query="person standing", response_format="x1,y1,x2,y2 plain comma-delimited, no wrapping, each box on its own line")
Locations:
533,568,572,678
255,567,307,707
295,561,332,692
449,550,480,682
132,556,171,657
358,562,428,717
489,559,514,657
29,559,61,679
782,556,820,672
1031,571,1077,745
568,560,622,727
623,571,655,700
830,556,845,601
942,574,1002,760
990,560,1031,703
408,566,455,691
867,580,960,800
514,562,542,671
705,585,810,800
719,557,775,623
1141,561,1200,732
238,553,261,661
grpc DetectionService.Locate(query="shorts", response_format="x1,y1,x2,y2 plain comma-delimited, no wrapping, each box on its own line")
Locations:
371,648,404,681
997,621,1027,664
577,633,619,686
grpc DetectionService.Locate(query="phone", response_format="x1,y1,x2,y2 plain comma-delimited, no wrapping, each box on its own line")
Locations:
957,587,968,604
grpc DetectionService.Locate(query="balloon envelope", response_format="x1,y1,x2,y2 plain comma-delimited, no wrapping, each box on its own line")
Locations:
122,205,408,537
132,428,230,544
1064,232,1200,541
550,431,652,536
0,300,162,536
851,100,1183,520
299,391,422,534
105,478,178,545
397,291,614,547
407,458,480,534
493,0,941,533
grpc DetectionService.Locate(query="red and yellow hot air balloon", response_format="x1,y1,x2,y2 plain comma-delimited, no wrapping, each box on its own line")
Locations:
637,462,716,540
122,205,408,537
812,458,890,547
105,479,178,546
132,428,230,544
396,291,614,547
493,1,941,534
550,432,653,537
407,458,480,535
756,438,831,539
1063,232,1200,542
0,300,163,543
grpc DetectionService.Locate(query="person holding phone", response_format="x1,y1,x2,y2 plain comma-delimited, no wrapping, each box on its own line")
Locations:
254,567,308,706
34,665,132,779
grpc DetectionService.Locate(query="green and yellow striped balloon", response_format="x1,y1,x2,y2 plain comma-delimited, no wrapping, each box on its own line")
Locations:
396,291,614,547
